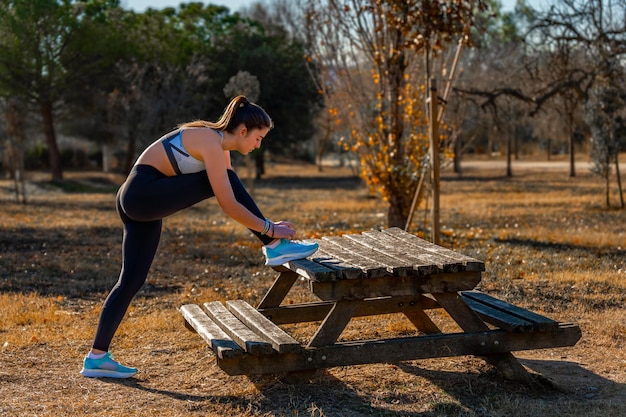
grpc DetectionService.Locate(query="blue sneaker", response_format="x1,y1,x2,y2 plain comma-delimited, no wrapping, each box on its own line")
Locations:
80,352,137,378
263,239,319,266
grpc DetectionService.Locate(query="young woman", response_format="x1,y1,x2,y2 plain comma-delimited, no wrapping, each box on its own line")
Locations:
80,95,318,378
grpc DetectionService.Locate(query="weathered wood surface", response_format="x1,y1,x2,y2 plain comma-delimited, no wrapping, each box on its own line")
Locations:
180,304,243,359
226,300,302,354
183,229,580,384
259,295,440,325
203,301,274,355
382,228,485,272
257,271,299,309
461,296,535,333
461,291,558,332
306,300,361,348
215,324,582,375
310,271,482,301
279,228,485,282
432,292,536,384
322,235,415,276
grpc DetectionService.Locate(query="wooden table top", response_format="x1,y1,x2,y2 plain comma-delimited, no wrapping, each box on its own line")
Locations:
281,228,485,282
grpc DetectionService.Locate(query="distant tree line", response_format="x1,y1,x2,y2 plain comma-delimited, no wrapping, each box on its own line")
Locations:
295,0,625,222
1,0,624,216
0,0,320,182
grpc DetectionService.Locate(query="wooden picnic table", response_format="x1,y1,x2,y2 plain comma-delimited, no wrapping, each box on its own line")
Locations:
182,228,581,383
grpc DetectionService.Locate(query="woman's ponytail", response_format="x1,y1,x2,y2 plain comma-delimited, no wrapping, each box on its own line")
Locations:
178,95,272,132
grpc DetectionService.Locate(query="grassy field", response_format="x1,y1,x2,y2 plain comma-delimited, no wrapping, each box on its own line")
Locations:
0,160,624,416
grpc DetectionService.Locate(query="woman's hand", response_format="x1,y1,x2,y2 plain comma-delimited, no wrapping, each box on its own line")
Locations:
270,221,296,239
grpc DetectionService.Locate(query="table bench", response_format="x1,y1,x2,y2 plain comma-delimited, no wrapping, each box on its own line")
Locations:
182,228,581,383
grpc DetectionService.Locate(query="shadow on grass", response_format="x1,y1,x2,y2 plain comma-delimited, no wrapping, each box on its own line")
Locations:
103,369,432,416
259,175,362,190
493,237,626,259
35,177,121,194
0,222,262,298
98,358,624,416
396,359,625,414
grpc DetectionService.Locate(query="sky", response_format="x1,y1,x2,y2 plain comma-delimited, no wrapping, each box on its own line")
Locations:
123,0,257,13
123,0,540,14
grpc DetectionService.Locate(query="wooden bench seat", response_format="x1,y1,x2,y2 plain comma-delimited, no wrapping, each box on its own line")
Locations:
182,301,302,359
225,300,302,353
181,304,243,359
461,291,559,333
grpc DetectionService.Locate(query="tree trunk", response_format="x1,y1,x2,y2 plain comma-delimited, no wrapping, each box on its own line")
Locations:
255,151,265,180
453,136,462,174
605,170,611,208
40,102,63,180
506,132,513,178
124,127,137,175
102,143,111,173
387,197,407,229
616,153,624,209
568,114,576,177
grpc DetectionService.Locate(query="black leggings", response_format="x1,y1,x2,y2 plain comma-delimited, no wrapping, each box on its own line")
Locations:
91,165,272,352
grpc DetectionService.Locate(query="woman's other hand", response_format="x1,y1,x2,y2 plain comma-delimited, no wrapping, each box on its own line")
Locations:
271,221,296,239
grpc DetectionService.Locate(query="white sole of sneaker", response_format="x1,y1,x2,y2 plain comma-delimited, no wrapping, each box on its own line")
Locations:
80,368,137,378
265,247,319,266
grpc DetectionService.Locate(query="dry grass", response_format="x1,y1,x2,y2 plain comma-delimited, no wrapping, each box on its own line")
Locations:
0,160,625,416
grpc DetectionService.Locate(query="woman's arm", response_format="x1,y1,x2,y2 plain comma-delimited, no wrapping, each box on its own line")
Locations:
183,129,294,239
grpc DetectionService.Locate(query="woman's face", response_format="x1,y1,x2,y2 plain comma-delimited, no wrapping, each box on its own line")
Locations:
238,126,269,155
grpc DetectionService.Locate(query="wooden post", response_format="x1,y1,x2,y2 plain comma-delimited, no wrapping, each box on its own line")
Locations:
429,77,440,245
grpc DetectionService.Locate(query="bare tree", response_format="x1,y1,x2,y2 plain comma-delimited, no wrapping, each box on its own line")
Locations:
304,0,487,228
531,0,626,206
1,98,28,203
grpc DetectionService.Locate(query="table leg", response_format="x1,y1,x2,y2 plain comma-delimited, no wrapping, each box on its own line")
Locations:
432,292,536,385
404,310,442,334
257,271,299,310
307,300,361,348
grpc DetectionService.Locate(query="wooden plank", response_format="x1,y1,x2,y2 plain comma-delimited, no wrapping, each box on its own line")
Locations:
404,310,442,334
307,300,361,348
380,234,465,272
461,295,535,333
216,323,582,376
311,247,363,280
322,235,415,276
433,292,489,331
461,291,559,332
226,300,302,354
432,292,535,384
317,239,390,278
180,304,243,359
259,295,440,325
346,232,441,276
381,228,485,271
372,229,465,272
257,271,299,309
311,271,482,301
282,258,337,282
203,301,275,355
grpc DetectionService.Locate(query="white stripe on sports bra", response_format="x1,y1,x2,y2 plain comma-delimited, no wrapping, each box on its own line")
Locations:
161,129,223,175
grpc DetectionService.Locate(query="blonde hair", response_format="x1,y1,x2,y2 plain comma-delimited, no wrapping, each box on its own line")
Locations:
178,95,273,132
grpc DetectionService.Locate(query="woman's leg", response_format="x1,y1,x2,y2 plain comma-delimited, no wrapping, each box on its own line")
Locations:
91,166,271,352
226,169,274,245
91,212,162,352
121,166,274,245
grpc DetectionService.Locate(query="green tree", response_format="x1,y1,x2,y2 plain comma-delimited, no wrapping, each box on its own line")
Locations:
67,4,242,172
0,0,123,180
213,18,321,164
